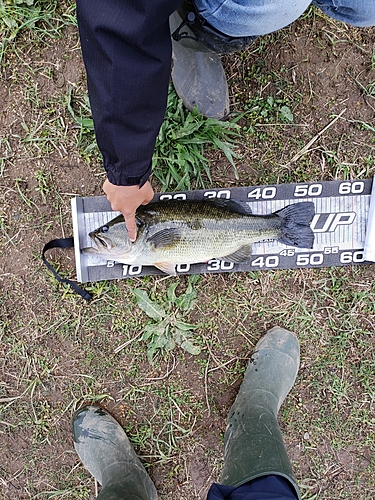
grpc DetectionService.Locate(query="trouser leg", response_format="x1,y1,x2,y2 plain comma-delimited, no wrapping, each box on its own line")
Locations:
193,0,312,36
312,0,375,26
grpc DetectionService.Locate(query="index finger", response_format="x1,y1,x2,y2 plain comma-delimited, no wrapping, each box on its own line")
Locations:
123,214,137,242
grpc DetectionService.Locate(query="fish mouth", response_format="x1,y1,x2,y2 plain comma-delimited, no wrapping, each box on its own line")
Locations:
86,231,133,259
89,232,113,250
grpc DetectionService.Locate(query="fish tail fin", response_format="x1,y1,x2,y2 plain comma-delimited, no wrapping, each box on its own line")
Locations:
276,202,315,249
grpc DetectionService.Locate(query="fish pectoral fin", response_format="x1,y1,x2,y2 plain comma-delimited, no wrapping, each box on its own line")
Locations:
154,262,177,275
147,228,182,249
221,244,253,263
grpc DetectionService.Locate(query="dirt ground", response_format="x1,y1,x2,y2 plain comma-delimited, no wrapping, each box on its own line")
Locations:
0,5,375,500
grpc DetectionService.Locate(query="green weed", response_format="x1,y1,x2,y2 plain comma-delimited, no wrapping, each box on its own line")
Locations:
14,177,39,210
153,85,241,190
34,168,53,203
67,86,95,132
0,137,12,177
129,276,201,363
242,95,294,131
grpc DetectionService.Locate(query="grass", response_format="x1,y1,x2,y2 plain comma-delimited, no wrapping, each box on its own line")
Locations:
1,2,375,500
0,0,76,64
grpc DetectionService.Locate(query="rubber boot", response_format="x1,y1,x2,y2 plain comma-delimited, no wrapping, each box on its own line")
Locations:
72,405,157,500
169,9,230,119
220,326,301,499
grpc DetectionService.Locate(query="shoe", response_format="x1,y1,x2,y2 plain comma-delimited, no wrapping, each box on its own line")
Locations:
169,1,256,119
72,404,158,500
220,326,301,499
170,9,229,119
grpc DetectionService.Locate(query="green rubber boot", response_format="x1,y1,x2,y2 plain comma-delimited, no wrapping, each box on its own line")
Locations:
220,326,301,499
72,405,157,500
169,10,230,119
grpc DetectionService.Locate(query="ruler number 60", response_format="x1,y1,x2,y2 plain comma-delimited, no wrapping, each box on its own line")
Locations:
340,251,364,264
338,181,364,195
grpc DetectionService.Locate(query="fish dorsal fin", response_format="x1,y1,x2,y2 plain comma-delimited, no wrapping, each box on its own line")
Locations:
210,199,252,215
154,262,177,275
220,244,253,263
147,228,182,249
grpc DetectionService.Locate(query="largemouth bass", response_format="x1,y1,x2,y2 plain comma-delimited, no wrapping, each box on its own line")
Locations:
82,200,315,275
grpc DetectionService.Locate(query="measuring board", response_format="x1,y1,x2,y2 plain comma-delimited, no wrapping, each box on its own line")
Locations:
72,178,375,283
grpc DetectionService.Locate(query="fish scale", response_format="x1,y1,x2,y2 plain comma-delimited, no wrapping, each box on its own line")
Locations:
144,216,280,260
82,200,315,275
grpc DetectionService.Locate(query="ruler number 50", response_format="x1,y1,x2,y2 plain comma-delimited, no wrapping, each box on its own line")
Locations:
294,184,322,197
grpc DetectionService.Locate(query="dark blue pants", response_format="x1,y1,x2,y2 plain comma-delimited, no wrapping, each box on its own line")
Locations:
207,475,298,500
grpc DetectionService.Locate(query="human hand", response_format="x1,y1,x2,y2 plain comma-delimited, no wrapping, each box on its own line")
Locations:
102,179,154,241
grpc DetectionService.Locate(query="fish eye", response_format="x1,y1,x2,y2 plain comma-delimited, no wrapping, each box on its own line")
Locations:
101,226,109,233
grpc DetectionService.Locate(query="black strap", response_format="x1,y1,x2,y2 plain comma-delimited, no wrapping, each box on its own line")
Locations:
172,0,257,54
42,238,92,301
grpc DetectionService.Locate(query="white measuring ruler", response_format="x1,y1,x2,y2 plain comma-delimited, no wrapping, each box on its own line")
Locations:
72,178,374,283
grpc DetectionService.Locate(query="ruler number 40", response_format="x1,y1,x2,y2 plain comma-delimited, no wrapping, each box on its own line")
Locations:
247,187,277,200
